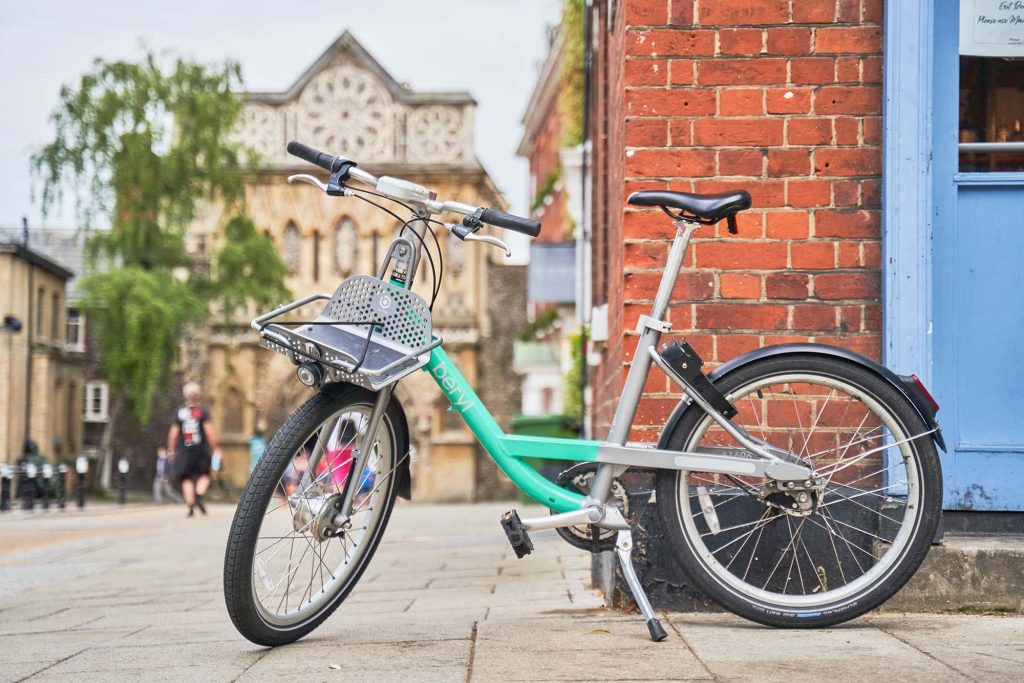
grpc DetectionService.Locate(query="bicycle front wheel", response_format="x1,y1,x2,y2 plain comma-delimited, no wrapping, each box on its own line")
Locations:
224,385,408,646
655,354,942,627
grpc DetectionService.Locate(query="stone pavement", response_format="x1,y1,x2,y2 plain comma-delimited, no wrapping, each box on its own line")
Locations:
0,501,1022,682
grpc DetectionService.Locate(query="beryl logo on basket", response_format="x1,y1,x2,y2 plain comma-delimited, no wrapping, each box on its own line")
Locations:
431,363,476,413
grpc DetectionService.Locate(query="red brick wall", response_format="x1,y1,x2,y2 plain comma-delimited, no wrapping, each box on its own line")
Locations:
527,90,571,244
589,0,883,441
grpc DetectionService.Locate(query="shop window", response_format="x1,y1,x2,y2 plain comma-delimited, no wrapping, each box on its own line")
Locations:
959,3,1024,172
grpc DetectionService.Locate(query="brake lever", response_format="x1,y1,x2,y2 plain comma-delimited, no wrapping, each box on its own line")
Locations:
463,233,512,257
287,174,329,192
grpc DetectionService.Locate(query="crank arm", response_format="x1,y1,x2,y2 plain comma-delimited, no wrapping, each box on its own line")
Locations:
520,504,631,533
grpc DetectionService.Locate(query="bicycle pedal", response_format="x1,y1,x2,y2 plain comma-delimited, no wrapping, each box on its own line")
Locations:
500,510,534,559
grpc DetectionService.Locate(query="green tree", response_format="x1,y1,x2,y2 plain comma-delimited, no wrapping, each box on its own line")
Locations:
559,0,586,148
33,51,288,485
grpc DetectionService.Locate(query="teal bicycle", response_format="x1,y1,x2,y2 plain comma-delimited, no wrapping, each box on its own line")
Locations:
223,141,946,646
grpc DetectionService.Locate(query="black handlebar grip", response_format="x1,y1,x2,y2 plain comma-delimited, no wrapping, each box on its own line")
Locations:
478,208,542,237
287,140,344,173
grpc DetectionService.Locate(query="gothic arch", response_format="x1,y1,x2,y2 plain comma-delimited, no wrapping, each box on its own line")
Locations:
283,221,301,273
223,385,245,435
333,216,358,276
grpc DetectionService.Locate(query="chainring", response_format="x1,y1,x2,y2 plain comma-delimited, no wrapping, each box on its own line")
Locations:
551,462,629,552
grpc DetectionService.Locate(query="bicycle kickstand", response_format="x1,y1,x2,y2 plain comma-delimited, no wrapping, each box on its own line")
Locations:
614,529,668,642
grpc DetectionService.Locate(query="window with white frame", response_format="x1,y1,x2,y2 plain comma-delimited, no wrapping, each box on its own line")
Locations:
66,308,85,352
83,381,109,422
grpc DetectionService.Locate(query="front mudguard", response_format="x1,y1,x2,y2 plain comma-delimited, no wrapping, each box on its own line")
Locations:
656,343,946,452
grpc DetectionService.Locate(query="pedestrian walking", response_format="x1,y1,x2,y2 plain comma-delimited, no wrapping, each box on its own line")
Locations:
153,447,182,504
167,382,220,517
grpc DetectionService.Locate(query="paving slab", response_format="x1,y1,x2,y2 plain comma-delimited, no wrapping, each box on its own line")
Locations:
1,501,1022,682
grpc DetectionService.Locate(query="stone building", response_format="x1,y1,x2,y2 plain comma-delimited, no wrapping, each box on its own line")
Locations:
0,240,85,466
187,32,525,501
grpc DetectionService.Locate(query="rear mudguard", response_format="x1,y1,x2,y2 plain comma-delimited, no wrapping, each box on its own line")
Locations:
657,343,946,453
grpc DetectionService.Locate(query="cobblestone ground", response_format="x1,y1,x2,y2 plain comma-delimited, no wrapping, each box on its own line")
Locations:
1,501,1022,682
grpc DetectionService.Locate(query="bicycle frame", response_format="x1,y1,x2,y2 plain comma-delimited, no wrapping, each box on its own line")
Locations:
421,221,813,519
269,172,811,530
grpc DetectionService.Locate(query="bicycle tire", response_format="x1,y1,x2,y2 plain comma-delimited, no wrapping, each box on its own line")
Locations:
655,354,942,628
224,384,408,646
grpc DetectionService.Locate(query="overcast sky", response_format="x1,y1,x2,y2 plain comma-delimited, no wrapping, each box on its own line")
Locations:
0,0,562,230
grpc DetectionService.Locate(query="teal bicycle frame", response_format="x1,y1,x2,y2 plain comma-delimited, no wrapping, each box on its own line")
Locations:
425,346,595,512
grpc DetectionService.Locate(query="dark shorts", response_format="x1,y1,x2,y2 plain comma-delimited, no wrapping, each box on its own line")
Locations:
178,449,211,483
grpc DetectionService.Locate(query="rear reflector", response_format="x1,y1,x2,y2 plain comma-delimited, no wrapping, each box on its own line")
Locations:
911,374,939,411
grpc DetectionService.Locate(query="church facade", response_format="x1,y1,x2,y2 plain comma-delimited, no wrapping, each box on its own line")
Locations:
186,32,524,501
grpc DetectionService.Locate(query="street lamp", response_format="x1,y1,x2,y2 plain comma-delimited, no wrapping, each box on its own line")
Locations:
57,463,68,509
117,458,129,505
75,456,88,509
41,463,53,510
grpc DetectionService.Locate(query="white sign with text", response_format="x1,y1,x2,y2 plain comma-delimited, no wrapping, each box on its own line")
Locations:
960,0,1024,56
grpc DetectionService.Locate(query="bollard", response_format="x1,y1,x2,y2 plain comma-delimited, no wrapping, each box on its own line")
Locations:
57,464,68,509
22,462,37,511
0,465,11,512
75,456,88,509
41,463,53,511
117,458,129,505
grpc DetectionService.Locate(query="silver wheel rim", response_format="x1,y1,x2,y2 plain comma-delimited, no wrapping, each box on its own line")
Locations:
250,404,394,627
676,372,923,610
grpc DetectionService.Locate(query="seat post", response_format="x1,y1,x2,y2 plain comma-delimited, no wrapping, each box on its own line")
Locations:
649,221,698,322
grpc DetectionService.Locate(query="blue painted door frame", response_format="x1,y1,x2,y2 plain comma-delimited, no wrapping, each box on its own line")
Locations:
884,0,1024,510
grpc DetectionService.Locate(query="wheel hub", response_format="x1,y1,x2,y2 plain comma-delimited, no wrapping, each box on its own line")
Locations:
758,477,825,517
310,493,348,543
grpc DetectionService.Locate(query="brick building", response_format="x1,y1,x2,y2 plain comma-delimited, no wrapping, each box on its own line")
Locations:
582,0,1024,512
515,26,585,421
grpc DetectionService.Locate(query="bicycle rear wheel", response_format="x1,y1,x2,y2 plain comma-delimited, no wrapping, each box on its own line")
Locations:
656,354,942,627
224,385,408,646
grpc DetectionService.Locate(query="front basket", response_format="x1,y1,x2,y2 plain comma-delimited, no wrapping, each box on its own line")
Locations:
253,275,441,390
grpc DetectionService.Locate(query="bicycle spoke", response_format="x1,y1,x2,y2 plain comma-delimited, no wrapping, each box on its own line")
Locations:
724,508,771,571
820,488,904,526
799,388,834,458
708,513,783,555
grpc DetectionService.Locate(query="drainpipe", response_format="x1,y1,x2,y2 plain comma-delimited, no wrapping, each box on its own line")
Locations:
579,0,594,438
23,217,33,454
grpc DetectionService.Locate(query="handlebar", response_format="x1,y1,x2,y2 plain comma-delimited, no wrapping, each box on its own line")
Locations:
286,140,541,238
477,208,541,238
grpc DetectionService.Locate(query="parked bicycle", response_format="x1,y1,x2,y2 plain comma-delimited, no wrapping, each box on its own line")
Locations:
223,141,945,646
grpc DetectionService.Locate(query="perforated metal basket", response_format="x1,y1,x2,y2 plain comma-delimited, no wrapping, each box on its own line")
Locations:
254,275,441,390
